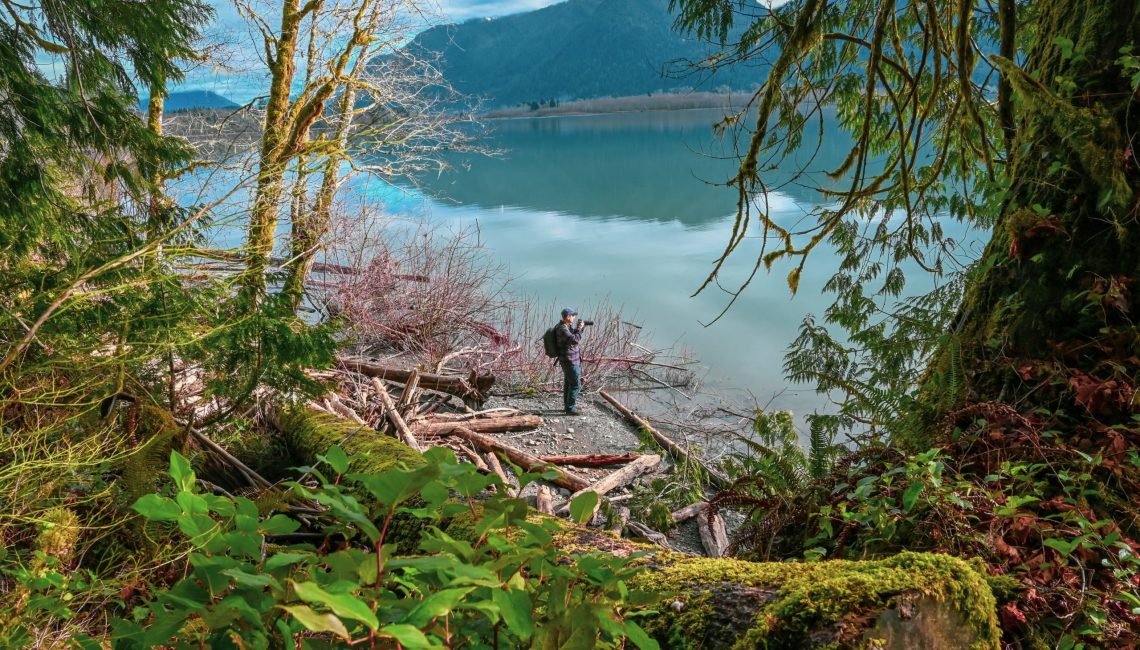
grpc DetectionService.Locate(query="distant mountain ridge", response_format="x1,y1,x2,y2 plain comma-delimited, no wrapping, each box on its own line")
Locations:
406,0,763,107
139,90,239,113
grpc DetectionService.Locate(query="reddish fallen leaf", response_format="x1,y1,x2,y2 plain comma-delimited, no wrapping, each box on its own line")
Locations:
999,602,1027,629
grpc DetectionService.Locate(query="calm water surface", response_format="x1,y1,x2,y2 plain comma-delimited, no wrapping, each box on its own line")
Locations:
370,109,881,421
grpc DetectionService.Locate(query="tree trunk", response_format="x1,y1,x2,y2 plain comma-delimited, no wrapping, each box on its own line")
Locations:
917,0,1140,440
273,407,1002,648
244,0,305,301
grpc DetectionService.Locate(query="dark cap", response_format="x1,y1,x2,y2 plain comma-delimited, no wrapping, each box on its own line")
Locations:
560,307,577,318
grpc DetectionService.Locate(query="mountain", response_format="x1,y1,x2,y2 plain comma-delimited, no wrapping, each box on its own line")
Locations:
139,90,239,113
405,0,763,107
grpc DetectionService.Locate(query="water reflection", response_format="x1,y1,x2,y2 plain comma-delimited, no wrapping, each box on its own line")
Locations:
411,109,854,225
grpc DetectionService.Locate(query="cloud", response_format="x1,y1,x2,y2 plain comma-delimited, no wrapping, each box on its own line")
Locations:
433,0,563,22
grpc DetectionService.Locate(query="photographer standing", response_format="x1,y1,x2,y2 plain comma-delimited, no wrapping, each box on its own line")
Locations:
556,307,589,415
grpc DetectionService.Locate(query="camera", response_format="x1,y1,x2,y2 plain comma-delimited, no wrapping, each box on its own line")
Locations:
582,320,594,326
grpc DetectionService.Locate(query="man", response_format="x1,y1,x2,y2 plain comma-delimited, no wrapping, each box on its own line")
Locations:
555,307,588,415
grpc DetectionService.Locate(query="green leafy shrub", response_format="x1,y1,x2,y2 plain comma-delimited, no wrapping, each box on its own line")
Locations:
114,447,661,649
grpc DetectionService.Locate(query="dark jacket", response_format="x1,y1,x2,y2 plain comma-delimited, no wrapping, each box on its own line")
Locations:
555,321,584,364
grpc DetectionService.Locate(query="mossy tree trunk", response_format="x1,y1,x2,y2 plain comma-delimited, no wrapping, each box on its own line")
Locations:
918,0,1140,436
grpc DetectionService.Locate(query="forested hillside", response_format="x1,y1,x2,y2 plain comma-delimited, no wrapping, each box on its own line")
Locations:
404,0,762,106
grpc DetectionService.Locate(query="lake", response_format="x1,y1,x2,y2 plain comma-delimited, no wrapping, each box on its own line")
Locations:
367,108,891,424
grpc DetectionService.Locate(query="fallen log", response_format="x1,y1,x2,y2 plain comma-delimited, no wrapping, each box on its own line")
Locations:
671,501,710,524
436,424,589,492
556,455,661,516
339,357,494,407
537,453,640,467
599,390,730,489
698,512,730,558
415,415,543,436
275,407,1002,649
371,378,422,453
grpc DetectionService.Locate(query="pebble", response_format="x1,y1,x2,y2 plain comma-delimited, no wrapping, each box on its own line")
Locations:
567,428,575,434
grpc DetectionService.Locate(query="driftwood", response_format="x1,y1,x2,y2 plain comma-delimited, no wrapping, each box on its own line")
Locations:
537,453,640,467
699,512,730,558
438,425,589,491
671,501,710,524
415,415,543,436
599,390,730,488
325,393,365,425
371,378,423,453
398,368,421,412
535,485,555,515
626,521,670,548
340,357,494,407
484,451,517,495
556,454,661,516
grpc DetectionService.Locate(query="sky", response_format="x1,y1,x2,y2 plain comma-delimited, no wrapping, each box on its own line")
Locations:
175,0,564,100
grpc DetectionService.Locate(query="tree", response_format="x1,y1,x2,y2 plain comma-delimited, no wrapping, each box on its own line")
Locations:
234,0,471,308
671,0,1140,642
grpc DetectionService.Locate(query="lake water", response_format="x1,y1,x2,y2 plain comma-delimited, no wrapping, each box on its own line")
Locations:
368,108,886,422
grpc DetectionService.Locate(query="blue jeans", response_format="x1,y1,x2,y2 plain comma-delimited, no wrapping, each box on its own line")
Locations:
560,360,581,412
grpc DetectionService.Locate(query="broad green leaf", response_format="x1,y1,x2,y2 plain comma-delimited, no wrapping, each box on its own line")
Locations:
177,491,209,515
221,568,278,589
321,446,350,475
379,624,433,649
901,482,923,512
132,494,181,521
1043,537,1076,556
291,581,379,630
569,491,599,524
405,587,474,627
281,605,351,641
624,621,660,650
170,451,195,492
492,588,534,640
261,514,301,535
265,552,310,571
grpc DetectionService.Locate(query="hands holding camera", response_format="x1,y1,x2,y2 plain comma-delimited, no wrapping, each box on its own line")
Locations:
577,318,593,329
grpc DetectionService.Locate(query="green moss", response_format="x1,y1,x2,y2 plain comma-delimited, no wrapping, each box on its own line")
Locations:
35,507,80,565
278,408,423,475
633,551,1000,649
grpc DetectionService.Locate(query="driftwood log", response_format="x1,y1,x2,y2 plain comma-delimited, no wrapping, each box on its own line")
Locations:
371,378,422,453
555,454,662,516
537,453,640,467
274,407,1002,649
599,390,730,488
339,357,494,407
415,415,544,436
698,512,730,558
436,424,590,492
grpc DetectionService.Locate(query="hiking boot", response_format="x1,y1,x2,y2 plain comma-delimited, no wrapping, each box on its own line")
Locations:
565,408,579,416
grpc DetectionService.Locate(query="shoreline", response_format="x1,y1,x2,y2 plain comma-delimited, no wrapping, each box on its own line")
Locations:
479,91,755,120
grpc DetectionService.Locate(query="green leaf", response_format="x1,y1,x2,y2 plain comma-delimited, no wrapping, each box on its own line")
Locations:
624,620,660,649
281,605,351,641
321,446,350,475
132,494,181,521
265,552,310,571
405,587,475,627
170,451,195,492
379,624,433,649
261,514,301,535
569,491,599,524
177,491,209,515
901,482,923,512
291,581,379,631
1043,537,1076,557
492,588,534,639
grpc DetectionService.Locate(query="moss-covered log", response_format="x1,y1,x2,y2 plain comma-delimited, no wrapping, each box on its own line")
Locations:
277,407,1001,649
